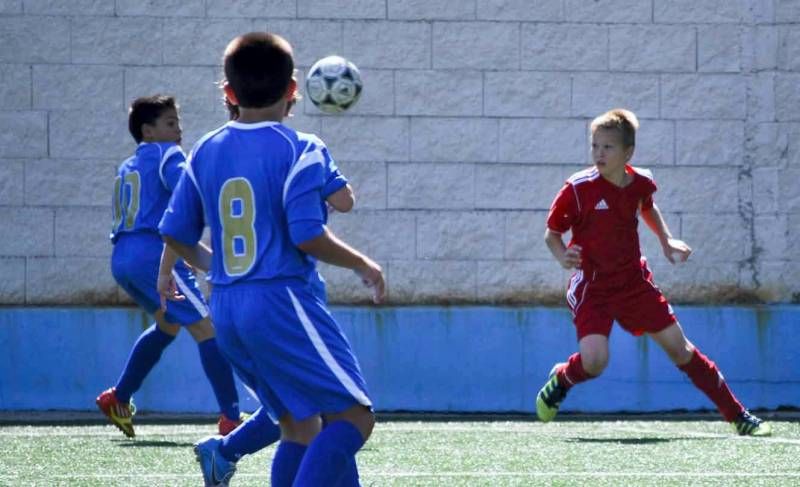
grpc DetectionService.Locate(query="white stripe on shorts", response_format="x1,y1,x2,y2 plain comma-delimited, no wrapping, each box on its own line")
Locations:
287,288,372,408
566,270,583,309
172,270,209,319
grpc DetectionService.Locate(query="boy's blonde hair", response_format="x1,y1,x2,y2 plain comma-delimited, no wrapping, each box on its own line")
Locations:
590,108,639,148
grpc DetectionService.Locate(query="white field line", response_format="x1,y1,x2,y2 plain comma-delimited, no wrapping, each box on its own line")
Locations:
0,428,216,437
3,422,800,445
40,472,800,480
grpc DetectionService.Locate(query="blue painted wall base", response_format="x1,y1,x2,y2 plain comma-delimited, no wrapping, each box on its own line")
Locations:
0,306,797,415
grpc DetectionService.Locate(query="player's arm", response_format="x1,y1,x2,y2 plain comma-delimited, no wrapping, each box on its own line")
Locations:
544,183,581,269
160,145,187,192
640,203,691,264
321,148,353,213
287,143,383,301
156,244,184,310
162,237,212,273
544,229,582,270
326,184,354,213
159,165,210,274
296,227,385,303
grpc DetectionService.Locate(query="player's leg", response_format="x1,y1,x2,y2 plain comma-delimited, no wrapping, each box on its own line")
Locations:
116,311,180,402
243,286,373,487
219,405,281,459
319,405,374,487
537,273,612,422
288,405,373,487
209,359,282,464
194,320,282,487
649,322,771,436
537,334,608,422
170,261,243,434
99,241,180,437
184,316,242,434
96,311,178,438
195,407,282,487
285,297,374,486
619,260,769,435
270,412,323,487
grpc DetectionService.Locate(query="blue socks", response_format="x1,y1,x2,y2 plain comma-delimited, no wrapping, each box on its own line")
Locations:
219,407,281,461
293,421,365,486
271,441,307,487
338,458,361,487
197,338,240,420
115,324,175,403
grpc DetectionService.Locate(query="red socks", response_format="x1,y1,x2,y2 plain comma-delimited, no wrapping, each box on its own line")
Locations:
556,353,593,390
678,348,744,422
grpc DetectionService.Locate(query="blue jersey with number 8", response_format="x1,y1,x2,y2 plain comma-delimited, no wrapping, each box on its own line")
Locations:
159,121,329,287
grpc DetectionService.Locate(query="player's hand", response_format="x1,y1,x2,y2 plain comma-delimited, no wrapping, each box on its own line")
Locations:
157,273,185,311
664,238,691,264
560,245,582,269
355,258,385,304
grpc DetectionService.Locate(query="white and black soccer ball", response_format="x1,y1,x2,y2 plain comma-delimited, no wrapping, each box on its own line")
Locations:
305,55,363,114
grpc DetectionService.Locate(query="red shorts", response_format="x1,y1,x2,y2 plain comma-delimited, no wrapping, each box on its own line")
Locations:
566,258,676,340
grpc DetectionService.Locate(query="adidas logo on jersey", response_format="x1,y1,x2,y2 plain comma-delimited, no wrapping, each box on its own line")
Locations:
595,199,609,210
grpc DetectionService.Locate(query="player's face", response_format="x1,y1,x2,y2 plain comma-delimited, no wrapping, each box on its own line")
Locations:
591,128,632,180
145,108,182,145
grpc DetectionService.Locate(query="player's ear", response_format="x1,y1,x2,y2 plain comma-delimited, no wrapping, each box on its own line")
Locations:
222,81,239,106
140,122,153,141
625,145,635,162
285,78,297,101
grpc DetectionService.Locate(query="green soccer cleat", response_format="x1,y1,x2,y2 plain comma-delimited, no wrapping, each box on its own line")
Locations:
536,363,568,422
732,410,772,437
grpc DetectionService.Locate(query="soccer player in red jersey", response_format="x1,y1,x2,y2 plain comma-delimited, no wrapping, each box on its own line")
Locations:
536,108,771,436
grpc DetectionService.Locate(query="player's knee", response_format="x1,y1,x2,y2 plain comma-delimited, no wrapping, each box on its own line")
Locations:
154,313,181,336
582,354,608,376
359,409,376,440
185,318,215,342
325,405,375,441
667,345,694,366
279,414,322,445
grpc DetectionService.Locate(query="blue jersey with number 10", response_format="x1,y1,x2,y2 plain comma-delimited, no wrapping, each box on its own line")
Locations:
111,142,186,243
159,121,331,287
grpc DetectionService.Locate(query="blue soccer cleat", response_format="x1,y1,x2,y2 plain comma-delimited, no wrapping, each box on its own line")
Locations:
194,435,236,487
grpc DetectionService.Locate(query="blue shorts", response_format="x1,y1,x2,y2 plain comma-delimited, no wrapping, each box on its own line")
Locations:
309,271,328,304
111,232,209,326
210,280,371,421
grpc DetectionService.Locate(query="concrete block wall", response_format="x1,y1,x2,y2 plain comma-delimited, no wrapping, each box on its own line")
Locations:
0,0,797,305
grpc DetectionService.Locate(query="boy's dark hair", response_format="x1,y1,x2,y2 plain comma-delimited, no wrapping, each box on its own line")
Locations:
223,32,294,109
128,95,177,143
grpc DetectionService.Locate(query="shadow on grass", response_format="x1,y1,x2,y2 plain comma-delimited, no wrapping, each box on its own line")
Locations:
567,437,698,445
115,439,195,448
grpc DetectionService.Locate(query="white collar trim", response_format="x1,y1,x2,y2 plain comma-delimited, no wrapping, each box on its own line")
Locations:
227,120,280,130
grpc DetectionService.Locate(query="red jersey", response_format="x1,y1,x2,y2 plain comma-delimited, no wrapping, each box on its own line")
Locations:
546,165,657,278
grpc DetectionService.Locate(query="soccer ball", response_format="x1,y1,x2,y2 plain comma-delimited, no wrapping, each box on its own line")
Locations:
305,55,363,114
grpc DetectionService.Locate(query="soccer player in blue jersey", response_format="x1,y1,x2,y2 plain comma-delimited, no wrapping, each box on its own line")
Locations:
219,91,355,303
97,95,245,438
157,87,355,484
158,32,384,487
